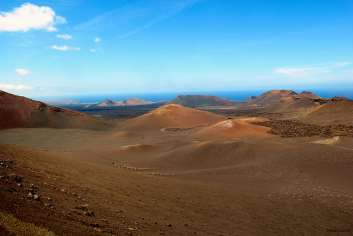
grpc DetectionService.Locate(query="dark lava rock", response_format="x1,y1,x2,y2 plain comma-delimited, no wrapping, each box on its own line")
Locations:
0,160,14,169
256,120,353,138
8,174,23,183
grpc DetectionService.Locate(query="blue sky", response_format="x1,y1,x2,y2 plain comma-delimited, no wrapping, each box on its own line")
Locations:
0,0,353,97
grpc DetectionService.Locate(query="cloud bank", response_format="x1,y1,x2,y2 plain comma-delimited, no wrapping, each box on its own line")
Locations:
57,34,72,40
51,45,80,51
94,37,101,43
15,68,31,77
0,83,32,91
0,3,66,32
274,62,351,78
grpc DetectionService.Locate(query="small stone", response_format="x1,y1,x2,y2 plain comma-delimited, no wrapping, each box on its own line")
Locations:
76,204,89,211
8,174,23,183
84,211,95,217
90,223,99,228
33,194,40,201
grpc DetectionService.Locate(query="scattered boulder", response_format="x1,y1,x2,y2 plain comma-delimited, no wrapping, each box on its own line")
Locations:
75,204,89,211
27,184,41,201
257,120,353,138
75,204,95,217
0,160,14,169
33,194,40,201
90,223,100,228
84,210,95,217
44,203,54,209
8,173,23,183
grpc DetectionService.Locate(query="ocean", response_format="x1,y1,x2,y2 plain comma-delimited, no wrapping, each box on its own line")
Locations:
41,89,353,105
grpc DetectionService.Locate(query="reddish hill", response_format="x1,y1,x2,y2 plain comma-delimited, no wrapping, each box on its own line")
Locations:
301,100,353,125
243,90,323,118
123,104,224,131
297,91,321,100
0,90,107,130
248,90,298,107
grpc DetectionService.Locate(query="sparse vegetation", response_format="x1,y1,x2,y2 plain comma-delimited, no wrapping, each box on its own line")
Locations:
0,211,55,236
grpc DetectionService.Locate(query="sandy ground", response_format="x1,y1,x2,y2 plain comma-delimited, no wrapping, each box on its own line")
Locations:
1,115,353,235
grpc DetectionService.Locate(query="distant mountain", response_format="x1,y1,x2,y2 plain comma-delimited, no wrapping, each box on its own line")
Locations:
242,90,353,122
247,90,299,107
297,91,321,100
96,99,121,107
238,90,324,119
0,90,108,130
171,95,236,107
95,98,153,107
123,98,153,106
245,90,325,108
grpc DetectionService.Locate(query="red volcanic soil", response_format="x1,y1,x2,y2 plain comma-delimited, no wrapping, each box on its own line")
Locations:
195,118,272,140
123,104,224,130
0,90,107,130
242,90,325,119
248,90,299,107
302,100,353,125
247,90,322,109
297,91,321,100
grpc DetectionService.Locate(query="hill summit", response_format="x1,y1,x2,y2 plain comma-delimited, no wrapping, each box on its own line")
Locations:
123,104,224,130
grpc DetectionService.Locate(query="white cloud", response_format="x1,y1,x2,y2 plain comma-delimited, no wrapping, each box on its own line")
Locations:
15,68,31,77
0,83,32,91
94,37,101,43
51,45,80,51
55,16,67,25
57,34,72,40
0,3,66,32
274,62,352,78
332,61,351,68
89,49,96,53
274,67,316,77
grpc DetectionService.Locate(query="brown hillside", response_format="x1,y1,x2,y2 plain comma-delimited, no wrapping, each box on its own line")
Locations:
194,118,271,140
301,100,353,125
123,104,224,130
0,90,107,130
